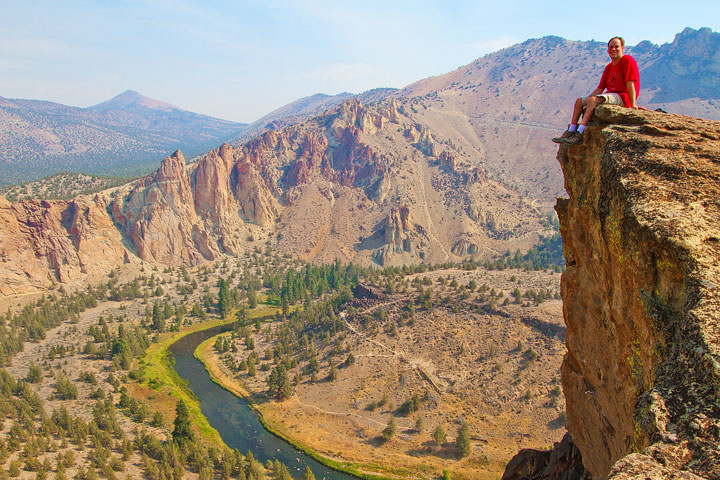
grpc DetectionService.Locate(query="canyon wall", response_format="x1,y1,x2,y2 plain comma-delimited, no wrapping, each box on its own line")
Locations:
555,106,720,479
0,99,551,295
0,194,128,296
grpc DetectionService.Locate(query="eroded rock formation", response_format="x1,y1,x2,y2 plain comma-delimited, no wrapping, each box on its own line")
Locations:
0,194,127,295
503,433,590,480
507,105,720,479
111,150,221,265
0,99,550,294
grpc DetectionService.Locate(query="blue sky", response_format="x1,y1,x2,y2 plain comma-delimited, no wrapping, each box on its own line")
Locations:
1,1,718,123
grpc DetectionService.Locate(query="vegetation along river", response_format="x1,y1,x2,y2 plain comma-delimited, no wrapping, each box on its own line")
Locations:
169,325,357,480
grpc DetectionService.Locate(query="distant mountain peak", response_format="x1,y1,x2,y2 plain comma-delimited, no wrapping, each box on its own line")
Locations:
88,90,181,112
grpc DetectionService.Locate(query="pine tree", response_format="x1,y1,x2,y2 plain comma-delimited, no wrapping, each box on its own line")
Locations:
26,363,42,383
300,466,316,480
55,372,77,400
247,284,257,309
218,278,231,317
281,295,289,318
267,365,293,400
433,424,446,447
151,302,165,332
172,400,194,446
327,361,337,381
272,460,292,480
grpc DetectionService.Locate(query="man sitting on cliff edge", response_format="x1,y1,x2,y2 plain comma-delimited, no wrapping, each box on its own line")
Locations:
553,36,640,145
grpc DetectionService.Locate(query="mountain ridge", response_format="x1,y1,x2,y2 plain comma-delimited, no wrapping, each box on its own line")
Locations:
88,89,181,112
1,27,719,295
0,97,553,295
0,90,247,184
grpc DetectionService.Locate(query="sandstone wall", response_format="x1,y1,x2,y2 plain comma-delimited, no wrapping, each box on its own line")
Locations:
556,105,720,479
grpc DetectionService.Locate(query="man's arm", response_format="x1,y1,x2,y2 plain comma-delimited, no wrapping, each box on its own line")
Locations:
626,81,637,108
588,87,604,97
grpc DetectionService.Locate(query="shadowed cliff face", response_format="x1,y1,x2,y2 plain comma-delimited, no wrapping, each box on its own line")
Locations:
555,105,720,479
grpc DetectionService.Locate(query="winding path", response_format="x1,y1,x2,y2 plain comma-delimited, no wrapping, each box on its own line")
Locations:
340,302,444,395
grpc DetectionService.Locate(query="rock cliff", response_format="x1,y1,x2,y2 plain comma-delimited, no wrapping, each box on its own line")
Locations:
108,99,549,268
0,99,552,294
507,105,720,479
0,194,127,295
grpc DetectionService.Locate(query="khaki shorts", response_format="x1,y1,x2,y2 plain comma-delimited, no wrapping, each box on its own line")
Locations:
582,93,625,107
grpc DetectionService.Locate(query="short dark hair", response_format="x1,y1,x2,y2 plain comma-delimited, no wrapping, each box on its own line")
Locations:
608,36,625,48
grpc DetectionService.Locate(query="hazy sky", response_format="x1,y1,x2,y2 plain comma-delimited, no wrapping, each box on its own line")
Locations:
1,1,718,123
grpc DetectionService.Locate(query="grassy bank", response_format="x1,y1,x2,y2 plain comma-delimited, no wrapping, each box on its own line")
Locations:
132,305,277,445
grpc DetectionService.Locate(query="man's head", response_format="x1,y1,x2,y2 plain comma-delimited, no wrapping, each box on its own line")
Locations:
608,36,625,48
607,37,625,62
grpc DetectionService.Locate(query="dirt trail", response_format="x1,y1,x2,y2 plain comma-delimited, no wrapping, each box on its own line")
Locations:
341,303,444,395
290,397,393,428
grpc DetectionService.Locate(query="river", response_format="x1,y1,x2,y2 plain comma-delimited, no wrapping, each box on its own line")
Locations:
169,325,358,480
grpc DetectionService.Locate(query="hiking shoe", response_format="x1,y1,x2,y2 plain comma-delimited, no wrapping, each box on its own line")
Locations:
552,130,573,143
561,131,583,145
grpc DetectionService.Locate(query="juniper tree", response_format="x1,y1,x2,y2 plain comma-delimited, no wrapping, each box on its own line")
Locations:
327,361,337,381
433,424,446,447
455,422,471,457
381,416,396,441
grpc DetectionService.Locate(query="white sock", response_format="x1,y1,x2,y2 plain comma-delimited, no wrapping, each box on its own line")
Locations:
568,124,578,132
578,125,586,133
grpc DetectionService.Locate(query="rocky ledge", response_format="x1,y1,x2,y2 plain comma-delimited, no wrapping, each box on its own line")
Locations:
505,105,720,479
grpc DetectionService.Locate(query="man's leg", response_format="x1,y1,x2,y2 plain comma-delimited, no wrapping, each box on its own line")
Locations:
570,97,585,125
579,95,605,127
562,96,606,145
552,97,586,143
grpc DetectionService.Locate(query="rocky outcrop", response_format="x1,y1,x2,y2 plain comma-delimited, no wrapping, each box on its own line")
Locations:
551,105,720,479
372,205,426,265
502,433,590,480
1,99,550,294
451,238,479,255
111,150,220,265
336,98,399,135
233,159,280,227
0,194,127,294
383,205,413,253
405,123,438,157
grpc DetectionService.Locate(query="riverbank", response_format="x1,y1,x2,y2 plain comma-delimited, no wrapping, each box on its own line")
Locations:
181,267,567,480
130,305,277,447
196,332,415,480
189,281,567,480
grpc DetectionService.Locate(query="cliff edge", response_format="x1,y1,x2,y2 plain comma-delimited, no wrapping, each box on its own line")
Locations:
556,105,720,479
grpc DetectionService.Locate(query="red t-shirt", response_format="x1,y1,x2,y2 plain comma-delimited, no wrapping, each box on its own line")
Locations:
598,55,639,107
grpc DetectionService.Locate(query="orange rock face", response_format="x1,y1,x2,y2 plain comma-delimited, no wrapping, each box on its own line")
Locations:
0,195,127,295
111,150,221,265
555,105,720,479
